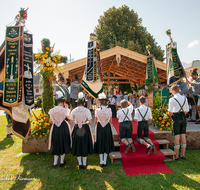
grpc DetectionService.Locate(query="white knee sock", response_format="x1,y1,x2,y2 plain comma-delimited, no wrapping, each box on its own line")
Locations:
83,157,87,166
99,154,104,164
77,156,82,165
104,153,107,165
192,110,196,120
60,154,65,164
6,127,10,135
54,155,59,165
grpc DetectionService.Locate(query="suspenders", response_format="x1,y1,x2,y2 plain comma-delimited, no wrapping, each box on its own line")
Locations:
174,98,186,113
122,109,130,122
138,108,148,121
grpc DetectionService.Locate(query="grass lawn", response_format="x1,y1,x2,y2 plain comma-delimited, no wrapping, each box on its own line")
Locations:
0,113,200,190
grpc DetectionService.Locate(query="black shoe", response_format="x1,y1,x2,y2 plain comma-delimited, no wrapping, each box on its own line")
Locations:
82,165,87,169
180,155,185,160
130,143,136,152
60,161,66,167
175,157,179,161
147,145,153,155
53,164,57,168
100,164,104,167
10,133,13,135
188,119,196,122
152,144,157,155
7,134,11,138
79,165,83,169
125,144,131,153
195,120,200,124
104,163,107,167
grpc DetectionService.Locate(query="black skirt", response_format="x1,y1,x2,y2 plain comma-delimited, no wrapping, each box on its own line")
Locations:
71,124,93,157
108,104,116,118
94,122,115,154
50,121,71,156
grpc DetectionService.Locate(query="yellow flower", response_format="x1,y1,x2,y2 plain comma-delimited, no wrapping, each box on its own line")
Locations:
166,112,169,115
39,127,42,130
47,129,50,133
35,54,41,60
57,55,61,60
167,122,170,126
39,123,41,126
156,108,158,110
40,113,43,117
46,52,48,54
159,128,163,131
46,47,49,51
43,133,45,135
159,117,162,120
40,62,44,65
49,60,52,63
52,65,54,69
161,125,164,127
36,133,38,135
39,135,42,138
46,63,49,66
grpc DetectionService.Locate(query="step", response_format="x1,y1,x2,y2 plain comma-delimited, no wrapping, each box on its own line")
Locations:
155,139,170,149
114,141,120,147
160,149,176,160
109,151,122,163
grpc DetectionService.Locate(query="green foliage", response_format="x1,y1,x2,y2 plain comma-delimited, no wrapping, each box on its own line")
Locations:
33,96,42,109
94,5,164,61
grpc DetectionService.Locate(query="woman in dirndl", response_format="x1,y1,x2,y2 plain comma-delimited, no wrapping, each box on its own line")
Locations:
95,93,115,167
70,92,93,169
48,91,71,168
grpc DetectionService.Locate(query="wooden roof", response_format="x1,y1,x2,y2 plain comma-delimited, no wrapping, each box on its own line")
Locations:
61,46,167,84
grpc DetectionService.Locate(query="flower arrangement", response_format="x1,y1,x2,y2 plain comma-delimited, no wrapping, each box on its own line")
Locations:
19,8,27,19
165,29,171,36
151,92,172,131
31,112,52,138
146,44,151,50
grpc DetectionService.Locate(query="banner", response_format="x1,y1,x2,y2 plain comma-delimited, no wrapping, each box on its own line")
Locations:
3,26,21,107
96,42,103,82
166,42,185,86
145,55,158,92
82,39,103,99
23,32,34,108
82,68,103,99
86,41,94,82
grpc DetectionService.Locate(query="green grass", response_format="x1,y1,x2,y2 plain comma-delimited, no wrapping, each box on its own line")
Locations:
0,114,200,190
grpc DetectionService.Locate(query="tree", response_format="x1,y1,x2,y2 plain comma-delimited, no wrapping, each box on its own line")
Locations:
94,5,164,61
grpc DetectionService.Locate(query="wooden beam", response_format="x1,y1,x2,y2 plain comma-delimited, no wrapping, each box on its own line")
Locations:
103,76,137,80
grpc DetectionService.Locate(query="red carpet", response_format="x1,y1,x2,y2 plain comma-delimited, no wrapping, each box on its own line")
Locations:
112,118,173,176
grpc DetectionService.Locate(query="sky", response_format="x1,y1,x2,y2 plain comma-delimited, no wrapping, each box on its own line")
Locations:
0,0,199,65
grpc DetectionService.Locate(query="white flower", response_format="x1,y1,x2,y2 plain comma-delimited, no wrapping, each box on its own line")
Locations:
163,113,167,119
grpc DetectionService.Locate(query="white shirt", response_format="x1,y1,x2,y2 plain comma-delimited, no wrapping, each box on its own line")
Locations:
117,104,133,122
109,97,116,105
168,93,189,113
134,104,152,122
70,106,92,125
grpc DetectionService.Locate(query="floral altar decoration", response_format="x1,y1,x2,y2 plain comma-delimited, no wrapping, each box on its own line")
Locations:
151,92,172,131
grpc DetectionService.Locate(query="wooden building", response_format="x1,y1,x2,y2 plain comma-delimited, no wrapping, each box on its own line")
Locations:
61,46,167,86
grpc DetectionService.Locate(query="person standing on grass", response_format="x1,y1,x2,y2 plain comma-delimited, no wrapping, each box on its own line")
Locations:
94,93,115,167
134,96,157,155
48,91,71,168
117,99,136,153
4,112,13,138
168,85,189,161
70,92,93,169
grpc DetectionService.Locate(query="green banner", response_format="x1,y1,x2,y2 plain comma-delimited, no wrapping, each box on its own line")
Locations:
172,45,180,78
146,56,154,84
93,47,97,82
3,26,20,106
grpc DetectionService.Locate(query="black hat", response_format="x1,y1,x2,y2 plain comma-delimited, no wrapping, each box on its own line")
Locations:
112,95,117,98
74,74,79,81
59,76,64,82
76,92,87,103
55,91,65,101
191,68,198,76
98,92,108,101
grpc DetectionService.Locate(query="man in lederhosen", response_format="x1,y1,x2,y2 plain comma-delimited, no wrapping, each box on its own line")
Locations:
168,85,189,160
134,96,157,155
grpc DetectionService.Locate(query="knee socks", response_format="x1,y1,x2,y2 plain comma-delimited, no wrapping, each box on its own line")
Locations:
104,153,107,165
99,154,103,164
77,156,87,166
54,155,59,165
60,154,65,164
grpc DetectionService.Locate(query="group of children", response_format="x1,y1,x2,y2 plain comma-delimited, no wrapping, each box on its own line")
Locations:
48,90,156,169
